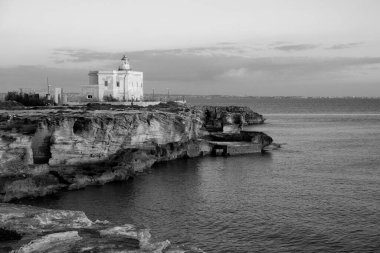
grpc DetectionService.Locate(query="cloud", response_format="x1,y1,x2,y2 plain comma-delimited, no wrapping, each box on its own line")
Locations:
52,44,262,64
273,44,319,51
241,57,380,81
326,42,363,50
51,47,380,82
53,41,365,66
215,42,237,46
221,68,247,78
52,48,120,63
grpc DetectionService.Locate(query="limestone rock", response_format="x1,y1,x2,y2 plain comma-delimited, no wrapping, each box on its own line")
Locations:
207,131,273,146
0,104,272,202
0,175,63,202
12,231,82,253
200,105,265,132
0,203,93,236
0,203,179,252
0,134,33,175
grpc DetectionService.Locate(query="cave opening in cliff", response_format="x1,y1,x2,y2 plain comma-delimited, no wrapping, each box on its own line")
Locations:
73,118,91,135
31,128,52,164
0,228,22,242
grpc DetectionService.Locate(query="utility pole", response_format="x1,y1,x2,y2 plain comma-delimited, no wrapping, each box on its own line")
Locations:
152,88,155,101
166,88,170,102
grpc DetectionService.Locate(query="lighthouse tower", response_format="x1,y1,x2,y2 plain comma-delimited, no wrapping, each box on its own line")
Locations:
118,55,131,70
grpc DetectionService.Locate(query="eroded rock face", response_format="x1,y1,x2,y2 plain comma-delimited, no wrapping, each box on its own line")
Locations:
0,203,196,253
207,131,273,146
201,105,265,132
0,105,271,202
0,134,34,174
0,108,206,201
47,111,202,166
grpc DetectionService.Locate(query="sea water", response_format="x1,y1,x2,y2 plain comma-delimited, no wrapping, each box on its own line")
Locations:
21,97,380,252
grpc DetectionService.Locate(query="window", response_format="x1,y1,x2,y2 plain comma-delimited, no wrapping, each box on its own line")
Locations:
104,81,108,86
117,81,120,87
87,95,93,99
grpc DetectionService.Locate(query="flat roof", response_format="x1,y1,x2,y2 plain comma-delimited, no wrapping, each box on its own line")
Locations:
89,70,142,74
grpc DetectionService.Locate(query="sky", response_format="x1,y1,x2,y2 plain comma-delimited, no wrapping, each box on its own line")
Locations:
0,0,379,96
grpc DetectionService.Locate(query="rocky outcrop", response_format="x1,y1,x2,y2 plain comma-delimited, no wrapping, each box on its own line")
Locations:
206,131,273,146
0,104,272,202
201,105,265,132
0,203,199,252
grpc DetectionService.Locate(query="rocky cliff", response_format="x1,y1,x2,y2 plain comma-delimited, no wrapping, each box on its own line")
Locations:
0,104,271,202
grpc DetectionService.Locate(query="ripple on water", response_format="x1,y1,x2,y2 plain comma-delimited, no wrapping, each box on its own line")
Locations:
19,113,380,252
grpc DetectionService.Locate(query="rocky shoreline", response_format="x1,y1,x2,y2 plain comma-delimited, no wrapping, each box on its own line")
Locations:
0,203,203,252
0,102,273,252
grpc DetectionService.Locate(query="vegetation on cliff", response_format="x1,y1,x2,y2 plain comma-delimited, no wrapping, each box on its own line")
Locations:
5,92,50,107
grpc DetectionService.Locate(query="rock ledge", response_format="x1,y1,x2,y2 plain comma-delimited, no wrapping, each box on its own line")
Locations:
0,203,201,252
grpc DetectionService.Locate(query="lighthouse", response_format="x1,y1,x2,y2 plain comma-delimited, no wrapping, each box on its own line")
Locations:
118,55,131,71
81,56,143,101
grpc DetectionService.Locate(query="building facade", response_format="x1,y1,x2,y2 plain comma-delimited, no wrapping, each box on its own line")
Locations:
81,56,143,101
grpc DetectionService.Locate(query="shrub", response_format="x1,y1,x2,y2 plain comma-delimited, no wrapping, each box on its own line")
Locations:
5,91,49,106
103,94,118,102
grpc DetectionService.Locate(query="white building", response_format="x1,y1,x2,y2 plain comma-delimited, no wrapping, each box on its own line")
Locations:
54,87,63,105
81,56,143,101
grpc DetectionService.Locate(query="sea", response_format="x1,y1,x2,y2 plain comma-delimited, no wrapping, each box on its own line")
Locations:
20,97,380,252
